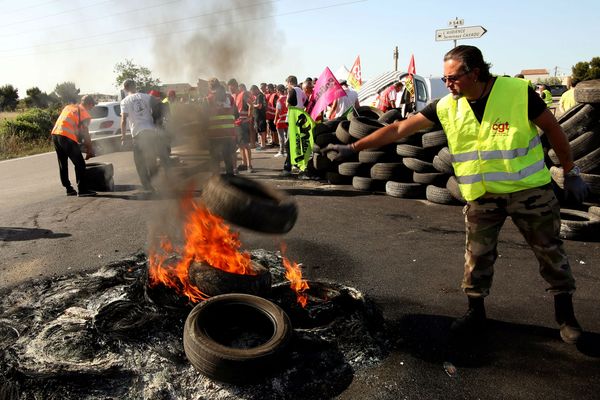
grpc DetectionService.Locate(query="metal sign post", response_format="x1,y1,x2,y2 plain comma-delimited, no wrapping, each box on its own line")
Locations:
436,18,486,48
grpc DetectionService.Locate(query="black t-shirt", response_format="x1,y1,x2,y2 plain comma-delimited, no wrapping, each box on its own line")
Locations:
420,78,547,126
253,93,267,121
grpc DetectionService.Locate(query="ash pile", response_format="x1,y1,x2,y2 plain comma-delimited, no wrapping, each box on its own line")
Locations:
0,250,389,400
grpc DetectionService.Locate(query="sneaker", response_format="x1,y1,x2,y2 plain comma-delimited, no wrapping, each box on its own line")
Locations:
274,152,283,158
238,164,248,171
249,167,256,173
78,189,97,197
255,146,263,151
279,170,292,177
66,187,77,196
298,173,311,180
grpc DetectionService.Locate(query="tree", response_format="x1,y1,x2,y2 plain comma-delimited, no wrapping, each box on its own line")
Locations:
53,82,80,104
0,84,19,111
25,87,50,108
114,59,161,93
571,57,600,83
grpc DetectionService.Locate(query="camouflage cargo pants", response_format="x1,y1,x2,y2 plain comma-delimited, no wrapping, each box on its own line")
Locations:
462,184,575,297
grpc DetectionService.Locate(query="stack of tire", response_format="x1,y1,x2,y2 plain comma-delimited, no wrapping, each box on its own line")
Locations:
311,106,465,206
544,79,600,241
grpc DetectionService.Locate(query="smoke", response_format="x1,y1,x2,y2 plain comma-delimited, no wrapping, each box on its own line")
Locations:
147,0,282,85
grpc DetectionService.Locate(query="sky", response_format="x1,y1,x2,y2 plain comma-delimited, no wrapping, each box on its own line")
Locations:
1,0,599,97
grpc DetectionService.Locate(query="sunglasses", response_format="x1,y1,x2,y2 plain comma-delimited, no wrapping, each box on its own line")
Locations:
441,70,470,83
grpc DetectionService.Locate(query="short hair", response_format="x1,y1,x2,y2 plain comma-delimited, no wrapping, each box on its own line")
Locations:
227,78,238,87
444,45,492,81
514,73,525,79
267,83,275,91
286,75,298,85
276,84,286,93
208,77,220,91
81,95,96,106
123,79,136,91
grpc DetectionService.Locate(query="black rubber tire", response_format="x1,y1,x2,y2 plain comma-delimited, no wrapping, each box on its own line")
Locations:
358,150,397,163
589,206,600,219
559,209,600,241
314,132,340,148
378,109,403,124
425,185,458,205
432,155,454,174
396,144,427,158
446,175,466,203
385,181,425,198
403,157,436,173
395,132,423,145
370,162,411,181
413,171,449,186
352,176,384,191
313,153,332,171
421,130,447,148
574,79,600,104
338,162,372,177
335,120,353,144
326,171,352,185
558,104,600,141
188,260,272,298
549,166,600,197
352,105,384,120
183,293,292,384
85,162,114,191
437,147,452,165
313,122,335,138
200,175,298,234
548,129,600,165
574,146,600,174
348,117,385,139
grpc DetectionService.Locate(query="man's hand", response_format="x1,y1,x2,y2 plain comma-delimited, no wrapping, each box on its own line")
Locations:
85,145,95,160
564,174,589,204
321,143,356,161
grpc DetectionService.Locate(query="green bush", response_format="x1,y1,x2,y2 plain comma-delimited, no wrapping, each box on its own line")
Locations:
0,108,56,140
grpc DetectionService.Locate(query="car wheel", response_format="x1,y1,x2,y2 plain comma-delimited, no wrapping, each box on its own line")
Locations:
183,293,292,384
200,175,298,234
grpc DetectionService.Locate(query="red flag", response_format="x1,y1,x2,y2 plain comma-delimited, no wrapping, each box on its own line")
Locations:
348,56,362,90
406,54,416,95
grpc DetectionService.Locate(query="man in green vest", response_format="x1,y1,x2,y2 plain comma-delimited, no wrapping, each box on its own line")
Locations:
559,78,578,114
539,84,554,108
324,45,589,344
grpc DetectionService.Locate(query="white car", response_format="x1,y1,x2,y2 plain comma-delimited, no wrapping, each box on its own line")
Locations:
88,101,124,138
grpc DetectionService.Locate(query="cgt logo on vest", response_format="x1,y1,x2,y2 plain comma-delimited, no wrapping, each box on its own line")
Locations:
491,120,510,136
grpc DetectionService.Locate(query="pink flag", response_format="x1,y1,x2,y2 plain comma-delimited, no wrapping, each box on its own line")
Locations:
310,67,346,120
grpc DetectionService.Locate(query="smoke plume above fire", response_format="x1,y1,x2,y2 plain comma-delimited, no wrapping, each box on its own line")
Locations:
143,0,283,85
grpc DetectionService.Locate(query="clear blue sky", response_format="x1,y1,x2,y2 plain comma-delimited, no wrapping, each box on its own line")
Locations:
1,0,598,96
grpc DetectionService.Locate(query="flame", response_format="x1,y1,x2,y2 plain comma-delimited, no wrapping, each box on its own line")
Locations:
280,242,309,307
148,197,254,303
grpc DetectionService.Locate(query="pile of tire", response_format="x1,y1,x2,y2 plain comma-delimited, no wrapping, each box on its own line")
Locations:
542,79,600,241
310,106,465,206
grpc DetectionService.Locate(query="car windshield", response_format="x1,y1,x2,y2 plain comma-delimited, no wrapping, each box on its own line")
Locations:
90,106,108,119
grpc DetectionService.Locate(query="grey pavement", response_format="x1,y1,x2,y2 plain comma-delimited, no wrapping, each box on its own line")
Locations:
1,142,599,399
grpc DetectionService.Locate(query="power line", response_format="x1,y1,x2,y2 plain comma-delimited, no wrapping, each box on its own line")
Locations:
1,0,113,29
2,0,60,15
4,0,367,59
0,0,183,38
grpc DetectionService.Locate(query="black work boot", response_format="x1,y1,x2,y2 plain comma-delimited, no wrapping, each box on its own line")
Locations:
554,293,582,344
451,296,487,335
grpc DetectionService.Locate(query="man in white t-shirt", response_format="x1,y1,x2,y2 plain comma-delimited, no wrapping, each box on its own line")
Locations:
328,80,360,119
120,79,169,192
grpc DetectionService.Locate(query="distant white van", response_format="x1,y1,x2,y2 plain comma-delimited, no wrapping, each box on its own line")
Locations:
358,71,447,113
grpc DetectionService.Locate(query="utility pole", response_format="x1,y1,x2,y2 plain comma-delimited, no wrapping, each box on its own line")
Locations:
393,46,399,71
554,66,558,77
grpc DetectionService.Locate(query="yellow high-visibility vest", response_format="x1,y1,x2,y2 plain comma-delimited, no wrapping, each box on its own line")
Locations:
559,88,576,113
436,76,550,201
542,89,554,107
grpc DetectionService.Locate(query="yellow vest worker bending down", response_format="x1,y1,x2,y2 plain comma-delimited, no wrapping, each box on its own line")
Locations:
51,95,97,197
324,45,589,345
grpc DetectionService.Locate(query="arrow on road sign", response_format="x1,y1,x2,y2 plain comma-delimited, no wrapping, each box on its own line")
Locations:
435,26,487,41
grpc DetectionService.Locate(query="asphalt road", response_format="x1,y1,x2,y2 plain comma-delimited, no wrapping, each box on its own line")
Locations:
1,141,599,399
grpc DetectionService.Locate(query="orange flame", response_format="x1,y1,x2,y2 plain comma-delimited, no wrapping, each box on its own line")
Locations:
280,242,309,307
148,197,254,303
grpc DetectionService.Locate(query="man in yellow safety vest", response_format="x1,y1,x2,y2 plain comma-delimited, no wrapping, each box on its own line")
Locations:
325,45,589,345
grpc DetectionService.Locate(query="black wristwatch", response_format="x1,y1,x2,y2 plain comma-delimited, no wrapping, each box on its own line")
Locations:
566,165,581,177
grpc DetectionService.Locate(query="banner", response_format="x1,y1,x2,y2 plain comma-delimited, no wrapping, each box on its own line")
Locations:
287,106,316,171
310,67,346,120
405,54,416,96
348,56,362,90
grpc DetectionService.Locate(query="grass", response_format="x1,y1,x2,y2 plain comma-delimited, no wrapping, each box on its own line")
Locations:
0,111,21,121
0,135,53,160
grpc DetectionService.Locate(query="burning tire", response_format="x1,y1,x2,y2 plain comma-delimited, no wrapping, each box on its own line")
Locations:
85,162,114,191
183,293,292,384
188,260,272,297
201,175,298,234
